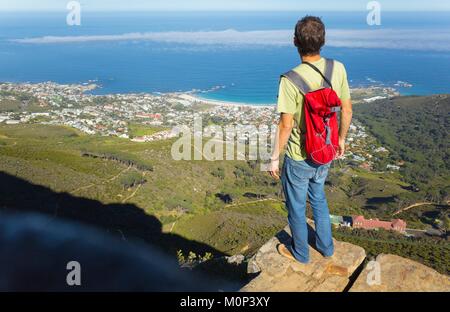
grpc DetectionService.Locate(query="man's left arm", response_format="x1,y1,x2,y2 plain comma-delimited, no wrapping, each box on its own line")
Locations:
269,77,297,179
270,113,294,179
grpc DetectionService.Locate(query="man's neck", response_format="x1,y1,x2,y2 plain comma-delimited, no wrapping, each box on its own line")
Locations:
301,54,322,63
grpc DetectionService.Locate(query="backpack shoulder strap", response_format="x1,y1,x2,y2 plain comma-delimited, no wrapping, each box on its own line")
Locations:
281,70,312,95
302,58,335,89
322,58,335,88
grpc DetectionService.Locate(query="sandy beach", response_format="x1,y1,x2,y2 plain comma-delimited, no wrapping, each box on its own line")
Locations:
178,93,276,109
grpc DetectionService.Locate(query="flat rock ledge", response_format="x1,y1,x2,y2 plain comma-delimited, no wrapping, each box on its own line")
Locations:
241,226,366,292
241,226,450,292
350,254,450,292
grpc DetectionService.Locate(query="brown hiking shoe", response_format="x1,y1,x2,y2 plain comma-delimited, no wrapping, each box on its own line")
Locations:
277,244,297,262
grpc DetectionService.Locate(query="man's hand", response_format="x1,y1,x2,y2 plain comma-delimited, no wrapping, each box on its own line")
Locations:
269,158,280,180
336,138,346,159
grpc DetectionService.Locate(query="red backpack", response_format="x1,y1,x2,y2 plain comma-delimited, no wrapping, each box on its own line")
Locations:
282,59,342,165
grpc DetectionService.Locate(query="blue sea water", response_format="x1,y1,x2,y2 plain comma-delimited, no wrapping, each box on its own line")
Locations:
0,11,449,104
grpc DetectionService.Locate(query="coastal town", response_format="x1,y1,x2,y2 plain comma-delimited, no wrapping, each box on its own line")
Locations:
0,81,401,171
0,82,278,140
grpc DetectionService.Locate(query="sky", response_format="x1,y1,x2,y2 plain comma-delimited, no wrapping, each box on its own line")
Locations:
0,0,449,12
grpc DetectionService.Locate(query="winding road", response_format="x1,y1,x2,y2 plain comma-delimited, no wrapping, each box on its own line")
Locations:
393,202,435,216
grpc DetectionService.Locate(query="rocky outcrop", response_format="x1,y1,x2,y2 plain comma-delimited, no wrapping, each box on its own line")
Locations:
241,226,450,292
350,254,450,292
241,226,366,292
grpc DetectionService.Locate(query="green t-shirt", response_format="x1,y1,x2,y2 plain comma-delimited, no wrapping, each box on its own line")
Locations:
277,57,351,161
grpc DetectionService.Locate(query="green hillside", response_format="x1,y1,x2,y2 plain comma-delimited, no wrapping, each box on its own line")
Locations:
354,95,449,202
353,95,449,230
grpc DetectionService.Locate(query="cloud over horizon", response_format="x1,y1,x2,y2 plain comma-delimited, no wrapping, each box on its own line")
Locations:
11,28,450,52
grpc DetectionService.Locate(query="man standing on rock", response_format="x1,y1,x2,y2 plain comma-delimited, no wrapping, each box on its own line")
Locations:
269,16,353,264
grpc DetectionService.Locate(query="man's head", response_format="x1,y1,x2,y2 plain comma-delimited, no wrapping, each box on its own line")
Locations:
294,16,326,56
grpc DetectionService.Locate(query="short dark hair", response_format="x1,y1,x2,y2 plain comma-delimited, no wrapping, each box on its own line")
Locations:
294,16,326,56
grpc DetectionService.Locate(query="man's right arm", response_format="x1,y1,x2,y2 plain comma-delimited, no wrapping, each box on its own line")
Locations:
337,63,353,158
338,98,353,157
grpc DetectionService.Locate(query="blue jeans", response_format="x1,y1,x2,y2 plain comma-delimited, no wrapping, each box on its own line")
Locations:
281,156,334,263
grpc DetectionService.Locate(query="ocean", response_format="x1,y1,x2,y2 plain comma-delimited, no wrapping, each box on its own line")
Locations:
1,11,450,104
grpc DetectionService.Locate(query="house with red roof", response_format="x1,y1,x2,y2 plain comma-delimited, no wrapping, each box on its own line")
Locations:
352,215,407,233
